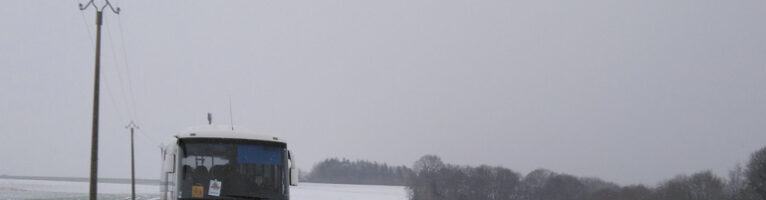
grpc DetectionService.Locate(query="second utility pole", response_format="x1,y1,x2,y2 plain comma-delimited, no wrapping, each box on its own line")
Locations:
126,121,139,200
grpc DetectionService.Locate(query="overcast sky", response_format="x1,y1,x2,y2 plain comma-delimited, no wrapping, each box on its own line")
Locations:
1,0,765,186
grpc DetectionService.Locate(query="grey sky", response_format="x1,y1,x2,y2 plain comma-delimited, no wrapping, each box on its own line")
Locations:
1,0,764,186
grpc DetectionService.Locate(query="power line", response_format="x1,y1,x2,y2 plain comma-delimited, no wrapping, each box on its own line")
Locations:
101,69,127,122
136,127,163,147
104,23,133,117
78,7,94,46
78,1,129,123
116,11,138,120
97,0,138,122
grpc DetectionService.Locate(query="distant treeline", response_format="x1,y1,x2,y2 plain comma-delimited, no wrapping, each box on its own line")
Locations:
305,145,766,200
408,146,766,200
304,158,413,186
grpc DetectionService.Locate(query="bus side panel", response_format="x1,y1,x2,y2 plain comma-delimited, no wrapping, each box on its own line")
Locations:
160,144,178,200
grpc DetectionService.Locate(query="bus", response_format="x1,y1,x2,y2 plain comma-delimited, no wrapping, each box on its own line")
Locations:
160,126,298,200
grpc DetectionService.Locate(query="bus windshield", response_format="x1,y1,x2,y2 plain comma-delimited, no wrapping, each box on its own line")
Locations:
177,139,287,200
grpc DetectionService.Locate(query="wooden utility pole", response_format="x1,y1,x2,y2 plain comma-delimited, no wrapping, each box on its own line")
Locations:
79,1,120,199
126,121,139,200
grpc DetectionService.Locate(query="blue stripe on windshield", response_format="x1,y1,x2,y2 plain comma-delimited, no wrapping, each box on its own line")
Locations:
237,145,282,165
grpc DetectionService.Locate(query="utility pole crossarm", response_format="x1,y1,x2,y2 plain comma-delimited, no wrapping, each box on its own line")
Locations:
79,0,120,14
125,121,139,130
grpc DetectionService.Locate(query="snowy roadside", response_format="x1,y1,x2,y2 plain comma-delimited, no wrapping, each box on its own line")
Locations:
0,178,407,200
291,183,407,200
0,178,158,200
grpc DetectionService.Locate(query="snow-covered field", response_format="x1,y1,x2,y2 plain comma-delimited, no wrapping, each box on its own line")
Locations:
0,178,407,200
292,183,406,200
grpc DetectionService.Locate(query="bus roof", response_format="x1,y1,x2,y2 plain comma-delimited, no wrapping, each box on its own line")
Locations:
175,125,287,144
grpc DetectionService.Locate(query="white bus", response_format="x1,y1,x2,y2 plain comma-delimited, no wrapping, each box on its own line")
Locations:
160,126,298,200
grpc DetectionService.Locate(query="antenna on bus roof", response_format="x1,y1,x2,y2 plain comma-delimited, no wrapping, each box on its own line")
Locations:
229,96,235,131
207,112,212,125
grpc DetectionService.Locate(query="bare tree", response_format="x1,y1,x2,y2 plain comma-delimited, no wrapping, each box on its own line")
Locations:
746,146,766,199
655,171,724,200
409,155,446,200
618,184,653,200
725,163,759,200
537,174,586,200
413,155,445,176
687,171,724,200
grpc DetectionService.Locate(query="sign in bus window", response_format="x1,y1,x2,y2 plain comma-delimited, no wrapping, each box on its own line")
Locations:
237,145,282,165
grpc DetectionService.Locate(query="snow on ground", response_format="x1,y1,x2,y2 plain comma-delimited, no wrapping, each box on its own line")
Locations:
0,178,159,200
0,178,407,200
292,183,407,200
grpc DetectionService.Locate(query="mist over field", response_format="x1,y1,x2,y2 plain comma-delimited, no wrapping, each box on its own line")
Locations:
1,0,765,199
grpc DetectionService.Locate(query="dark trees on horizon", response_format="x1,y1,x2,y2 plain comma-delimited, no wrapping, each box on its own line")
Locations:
304,145,766,200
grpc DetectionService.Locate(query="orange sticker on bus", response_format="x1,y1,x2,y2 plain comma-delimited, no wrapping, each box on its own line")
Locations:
191,186,204,198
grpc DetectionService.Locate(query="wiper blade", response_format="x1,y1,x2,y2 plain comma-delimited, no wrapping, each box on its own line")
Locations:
217,194,269,200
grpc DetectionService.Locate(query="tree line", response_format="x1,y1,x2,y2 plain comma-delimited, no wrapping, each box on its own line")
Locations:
303,146,766,200
304,158,413,186
408,146,766,200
